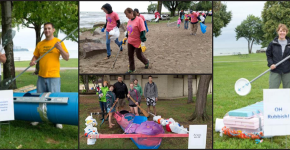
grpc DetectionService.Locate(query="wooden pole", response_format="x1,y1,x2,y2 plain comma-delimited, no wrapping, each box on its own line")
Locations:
89,134,189,139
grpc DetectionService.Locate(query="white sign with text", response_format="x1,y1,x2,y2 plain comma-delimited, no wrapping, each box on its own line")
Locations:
188,125,207,149
264,89,290,136
0,90,14,121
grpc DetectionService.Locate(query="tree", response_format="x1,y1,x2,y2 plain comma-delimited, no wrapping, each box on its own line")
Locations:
187,75,193,103
177,1,191,16
84,75,89,93
189,75,212,121
157,1,162,14
13,1,78,74
261,1,290,47
130,75,136,83
213,1,232,37
200,1,212,11
2,1,16,89
103,75,110,85
235,15,264,54
147,3,157,13
163,1,183,17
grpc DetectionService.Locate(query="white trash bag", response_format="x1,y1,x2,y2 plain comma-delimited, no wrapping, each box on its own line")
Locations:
109,27,120,41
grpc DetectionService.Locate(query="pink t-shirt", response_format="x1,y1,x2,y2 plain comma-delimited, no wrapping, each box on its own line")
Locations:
190,13,198,23
139,14,146,22
127,17,146,48
106,12,119,32
177,19,181,24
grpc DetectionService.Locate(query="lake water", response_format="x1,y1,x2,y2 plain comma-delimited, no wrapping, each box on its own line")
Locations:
13,50,78,61
80,11,156,29
214,47,264,56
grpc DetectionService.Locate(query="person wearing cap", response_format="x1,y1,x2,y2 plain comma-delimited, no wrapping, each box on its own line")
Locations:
101,3,123,59
134,9,149,33
180,10,185,23
189,11,201,36
184,13,189,30
199,13,205,24
202,12,206,24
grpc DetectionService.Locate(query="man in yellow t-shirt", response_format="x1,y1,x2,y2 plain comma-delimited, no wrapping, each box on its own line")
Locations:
29,22,70,129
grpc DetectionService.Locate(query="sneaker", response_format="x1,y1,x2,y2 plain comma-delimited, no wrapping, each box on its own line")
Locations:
120,45,123,51
56,124,63,129
126,70,135,74
104,55,110,59
145,59,149,69
31,122,39,126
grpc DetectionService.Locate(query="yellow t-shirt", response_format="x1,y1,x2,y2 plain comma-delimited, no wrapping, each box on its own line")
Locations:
33,37,68,78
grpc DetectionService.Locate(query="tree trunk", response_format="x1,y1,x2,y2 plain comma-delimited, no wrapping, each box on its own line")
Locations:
84,75,89,93
34,24,41,75
157,1,162,14
250,40,254,54
130,75,135,83
189,75,212,121
171,10,175,17
187,75,193,103
247,40,250,54
2,1,16,89
104,75,110,85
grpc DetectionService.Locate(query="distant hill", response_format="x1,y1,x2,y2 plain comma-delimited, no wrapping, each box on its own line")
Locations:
13,47,29,51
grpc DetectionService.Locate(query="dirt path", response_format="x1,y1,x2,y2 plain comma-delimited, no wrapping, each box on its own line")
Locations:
79,22,212,74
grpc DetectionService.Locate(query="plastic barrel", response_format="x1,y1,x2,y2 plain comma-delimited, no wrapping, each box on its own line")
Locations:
13,92,78,125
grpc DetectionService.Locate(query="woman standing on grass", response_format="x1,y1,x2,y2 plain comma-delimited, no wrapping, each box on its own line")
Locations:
98,81,109,120
121,8,149,74
266,24,290,88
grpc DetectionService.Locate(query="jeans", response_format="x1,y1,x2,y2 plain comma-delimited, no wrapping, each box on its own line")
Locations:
184,20,188,29
106,31,120,56
37,76,61,93
99,101,107,113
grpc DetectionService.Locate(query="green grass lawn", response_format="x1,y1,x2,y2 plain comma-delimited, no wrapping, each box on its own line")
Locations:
13,58,78,68
0,69,78,149
214,53,288,149
79,95,213,149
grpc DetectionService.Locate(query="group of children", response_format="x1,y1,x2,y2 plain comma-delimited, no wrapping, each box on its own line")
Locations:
101,3,149,74
96,76,158,128
177,10,207,36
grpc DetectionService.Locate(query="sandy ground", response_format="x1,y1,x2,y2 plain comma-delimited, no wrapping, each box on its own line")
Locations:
79,22,212,74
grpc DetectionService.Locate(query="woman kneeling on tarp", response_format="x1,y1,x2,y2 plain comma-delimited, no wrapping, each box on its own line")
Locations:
121,8,149,74
266,24,290,88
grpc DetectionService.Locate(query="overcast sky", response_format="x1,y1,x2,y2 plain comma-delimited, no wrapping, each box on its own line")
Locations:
80,1,170,12
214,1,266,49
10,28,78,51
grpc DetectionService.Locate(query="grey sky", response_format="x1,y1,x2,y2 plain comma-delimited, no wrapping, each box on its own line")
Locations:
214,1,266,49
80,1,170,12
10,28,78,51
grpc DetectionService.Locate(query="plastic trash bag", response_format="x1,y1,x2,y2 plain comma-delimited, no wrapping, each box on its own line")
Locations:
200,22,207,34
109,27,120,40
215,118,224,132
